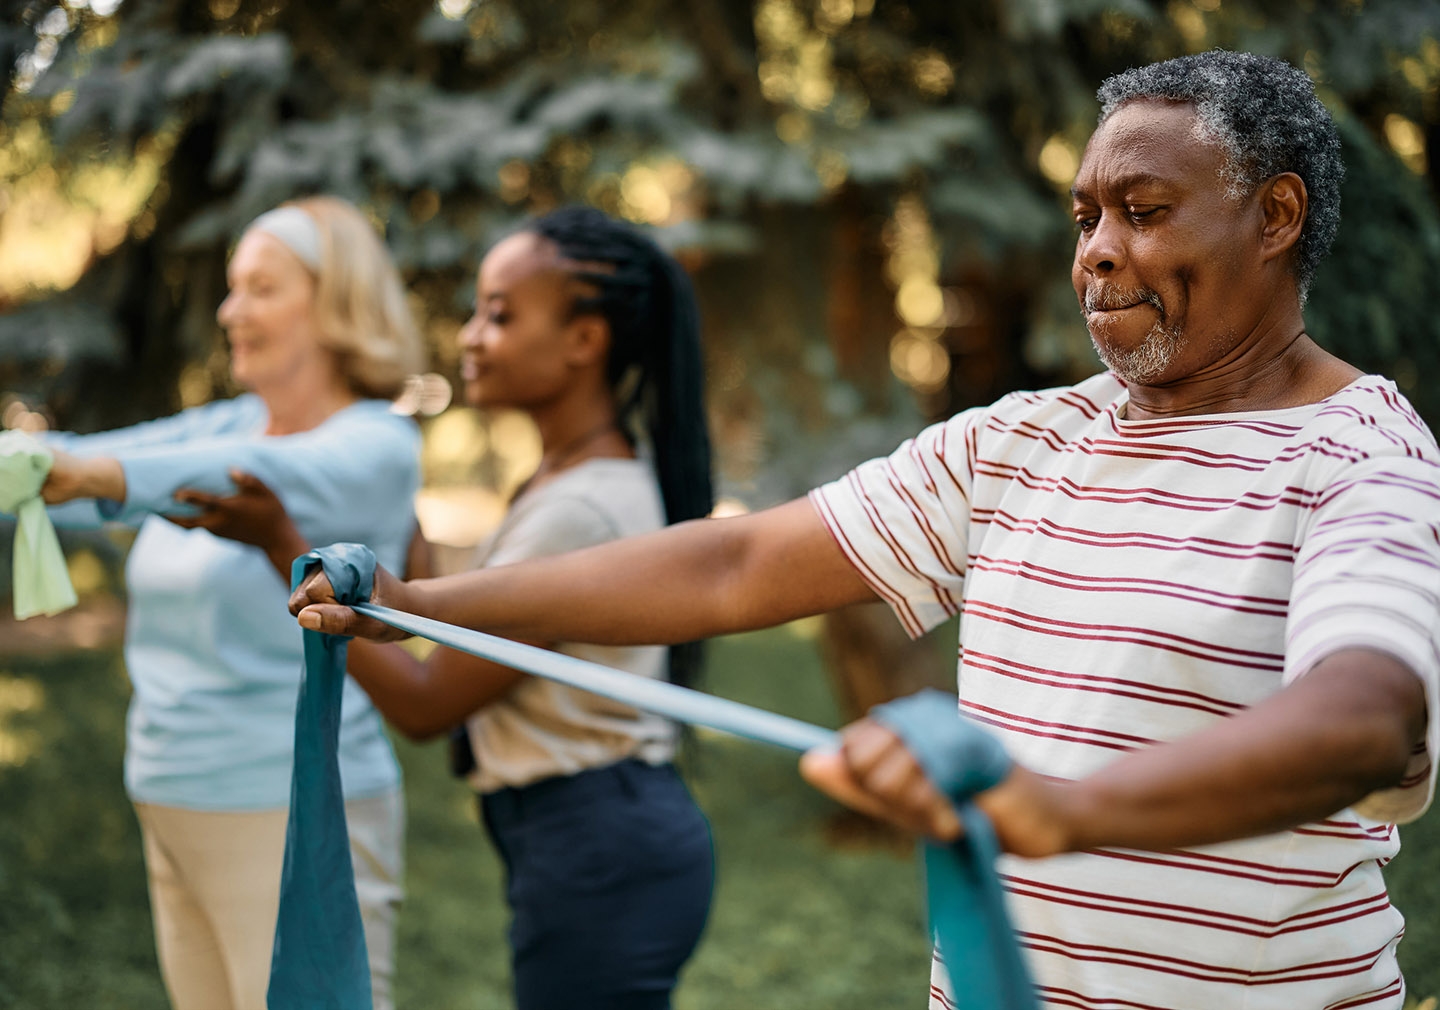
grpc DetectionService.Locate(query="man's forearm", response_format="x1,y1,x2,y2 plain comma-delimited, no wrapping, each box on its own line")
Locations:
811,648,1430,856
1038,649,1427,853
401,498,876,646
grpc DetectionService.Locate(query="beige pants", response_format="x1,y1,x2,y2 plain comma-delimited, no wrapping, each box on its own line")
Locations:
134,790,404,1010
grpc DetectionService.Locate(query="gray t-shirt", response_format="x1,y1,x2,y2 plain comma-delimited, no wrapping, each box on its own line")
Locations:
464,457,677,793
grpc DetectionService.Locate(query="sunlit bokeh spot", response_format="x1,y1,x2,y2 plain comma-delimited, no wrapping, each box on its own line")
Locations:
621,167,672,224
178,362,214,408
784,615,825,640
414,486,508,548
1038,134,1080,187
776,111,811,144
795,39,836,111
486,409,543,477
67,549,109,598
0,121,168,297
882,194,953,394
414,405,543,547
710,497,751,519
423,407,489,481
0,674,45,768
817,0,854,32
889,330,950,393
0,397,51,433
393,373,454,418
755,0,836,114
814,149,848,192
911,50,954,97
497,160,530,204
1168,1,1206,44
896,278,945,328
1384,114,1427,175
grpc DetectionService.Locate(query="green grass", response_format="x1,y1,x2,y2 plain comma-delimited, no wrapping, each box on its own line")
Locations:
1392,811,1440,1003
2,627,1437,1008
0,625,930,1009
391,622,934,1009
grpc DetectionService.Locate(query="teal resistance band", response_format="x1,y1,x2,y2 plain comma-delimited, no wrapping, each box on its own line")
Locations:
350,601,836,753
272,543,1038,1010
872,691,1040,1010
268,548,375,1010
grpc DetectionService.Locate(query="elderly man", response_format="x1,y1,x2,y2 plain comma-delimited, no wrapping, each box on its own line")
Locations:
296,52,1437,1008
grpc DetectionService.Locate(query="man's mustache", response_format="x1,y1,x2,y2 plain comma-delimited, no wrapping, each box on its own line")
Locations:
1083,286,1164,314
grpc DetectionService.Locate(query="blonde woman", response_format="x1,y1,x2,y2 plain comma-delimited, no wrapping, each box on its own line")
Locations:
36,197,423,1010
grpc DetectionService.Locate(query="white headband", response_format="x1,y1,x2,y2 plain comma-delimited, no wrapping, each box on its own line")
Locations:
247,206,323,272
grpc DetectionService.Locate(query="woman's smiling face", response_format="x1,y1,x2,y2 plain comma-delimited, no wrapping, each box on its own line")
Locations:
216,229,325,392
457,232,584,411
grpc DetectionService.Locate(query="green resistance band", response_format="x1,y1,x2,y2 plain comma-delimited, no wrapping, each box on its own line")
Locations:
0,431,78,621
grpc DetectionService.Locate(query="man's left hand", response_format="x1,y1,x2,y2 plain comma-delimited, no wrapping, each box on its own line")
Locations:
800,718,1076,856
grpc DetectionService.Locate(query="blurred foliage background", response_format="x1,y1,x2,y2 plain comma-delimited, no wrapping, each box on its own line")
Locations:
3,0,1440,501
4,0,1440,1006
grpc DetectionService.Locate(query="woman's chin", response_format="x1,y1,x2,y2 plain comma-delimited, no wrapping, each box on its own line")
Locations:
462,379,490,408
229,362,262,390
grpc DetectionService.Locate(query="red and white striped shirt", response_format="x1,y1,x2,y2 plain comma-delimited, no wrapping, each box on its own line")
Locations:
811,372,1440,1010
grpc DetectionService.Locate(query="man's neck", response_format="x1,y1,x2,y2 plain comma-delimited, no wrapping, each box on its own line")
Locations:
1122,308,1360,420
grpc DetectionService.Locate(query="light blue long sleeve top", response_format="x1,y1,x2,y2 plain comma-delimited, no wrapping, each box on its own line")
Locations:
46,394,419,810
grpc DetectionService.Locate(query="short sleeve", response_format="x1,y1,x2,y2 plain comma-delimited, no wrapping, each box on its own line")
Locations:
486,493,622,569
808,408,983,638
1287,454,1440,823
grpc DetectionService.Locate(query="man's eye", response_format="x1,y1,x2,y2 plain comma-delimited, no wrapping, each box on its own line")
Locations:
1075,216,1098,233
1128,207,1159,222
488,312,509,325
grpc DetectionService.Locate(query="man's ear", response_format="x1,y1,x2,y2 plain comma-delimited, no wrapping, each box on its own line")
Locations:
564,312,612,369
1259,172,1307,265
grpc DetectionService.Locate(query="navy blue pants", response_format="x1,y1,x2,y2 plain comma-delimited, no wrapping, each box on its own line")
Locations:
480,760,714,1010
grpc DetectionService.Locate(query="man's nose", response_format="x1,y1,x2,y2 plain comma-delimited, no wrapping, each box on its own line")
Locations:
1077,211,1126,275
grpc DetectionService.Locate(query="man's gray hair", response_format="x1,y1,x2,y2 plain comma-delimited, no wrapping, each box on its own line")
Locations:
1096,50,1343,299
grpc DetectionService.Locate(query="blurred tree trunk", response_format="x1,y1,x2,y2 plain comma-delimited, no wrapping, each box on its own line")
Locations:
819,602,954,720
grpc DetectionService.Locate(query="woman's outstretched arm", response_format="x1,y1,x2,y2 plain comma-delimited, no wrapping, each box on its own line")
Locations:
172,471,531,739
291,497,879,645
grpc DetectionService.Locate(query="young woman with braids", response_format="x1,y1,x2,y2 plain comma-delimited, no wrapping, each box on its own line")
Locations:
189,205,716,1009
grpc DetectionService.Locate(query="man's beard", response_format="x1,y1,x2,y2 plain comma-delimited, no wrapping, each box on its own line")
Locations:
1082,285,1183,384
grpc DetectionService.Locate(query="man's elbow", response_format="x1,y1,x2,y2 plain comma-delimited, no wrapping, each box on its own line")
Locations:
1333,652,1428,791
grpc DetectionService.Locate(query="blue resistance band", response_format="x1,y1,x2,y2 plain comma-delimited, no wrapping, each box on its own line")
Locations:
271,543,1037,1010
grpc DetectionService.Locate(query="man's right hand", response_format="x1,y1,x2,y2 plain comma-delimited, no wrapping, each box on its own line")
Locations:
288,561,416,642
